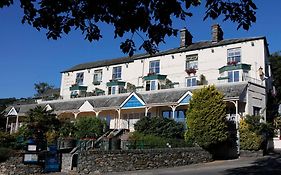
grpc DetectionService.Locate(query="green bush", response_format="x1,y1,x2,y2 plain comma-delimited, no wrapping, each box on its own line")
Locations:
0,147,12,162
134,117,185,139
0,131,17,148
59,121,77,137
129,132,193,149
185,85,228,150
74,117,107,139
240,119,262,151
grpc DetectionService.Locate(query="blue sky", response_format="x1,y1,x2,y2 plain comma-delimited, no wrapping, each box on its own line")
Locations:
0,1,280,98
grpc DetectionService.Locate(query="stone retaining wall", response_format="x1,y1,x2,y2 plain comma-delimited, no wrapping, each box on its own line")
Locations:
77,147,212,174
0,155,42,175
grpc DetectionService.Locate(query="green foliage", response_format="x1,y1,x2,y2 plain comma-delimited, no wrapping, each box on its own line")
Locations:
74,117,107,139
26,106,60,134
34,82,54,97
0,1,257,55
0,131,16,148
270,52,281,104
59,121,77,137
0,147,13,162
239,119,262,151
129,132,193,149
185,85,228,149
134,117,185,139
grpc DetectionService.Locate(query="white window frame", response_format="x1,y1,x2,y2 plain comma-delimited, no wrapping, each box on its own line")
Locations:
93,69,102,82
146,80,158,91
112,66,122,80
149,60,160,74
186,77,197,87
186,55,198,70
227,48,241,63
76,72,84,85
228,70,240,82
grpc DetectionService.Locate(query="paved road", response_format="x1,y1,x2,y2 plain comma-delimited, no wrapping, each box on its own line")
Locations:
106,153,281,175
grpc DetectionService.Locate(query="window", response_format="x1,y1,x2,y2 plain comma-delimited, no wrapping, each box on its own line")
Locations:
227,48,241,63
228,71,239,82
253,107,261,116
162,110,186,121
186,55,198,70
108,86,117,95
112,66,122,80
75,72,84,85
149,60,160,74
93,69,102,82
186,77,197,87
146,80,159,91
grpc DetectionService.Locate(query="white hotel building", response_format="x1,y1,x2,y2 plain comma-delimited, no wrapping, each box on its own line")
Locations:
5,24,272,133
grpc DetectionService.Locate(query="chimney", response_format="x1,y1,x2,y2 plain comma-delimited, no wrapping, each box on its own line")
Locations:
212,24,224,43
180,28,193,47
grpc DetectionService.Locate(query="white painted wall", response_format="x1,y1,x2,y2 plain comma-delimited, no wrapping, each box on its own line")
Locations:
60,38,269,103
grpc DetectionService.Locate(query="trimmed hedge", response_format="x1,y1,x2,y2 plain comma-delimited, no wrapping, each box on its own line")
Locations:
128,132,193,149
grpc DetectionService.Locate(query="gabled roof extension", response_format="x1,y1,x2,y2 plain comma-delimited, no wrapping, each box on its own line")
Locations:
5,82,248,115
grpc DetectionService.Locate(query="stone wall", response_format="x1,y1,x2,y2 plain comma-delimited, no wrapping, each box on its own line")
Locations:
77,147,212,174
0,155,42,175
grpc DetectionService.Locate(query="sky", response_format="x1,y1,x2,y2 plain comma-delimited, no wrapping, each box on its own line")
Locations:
0,1,280,99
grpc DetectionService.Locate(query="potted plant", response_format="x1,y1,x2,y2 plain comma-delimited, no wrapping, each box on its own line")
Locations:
185,68,197,75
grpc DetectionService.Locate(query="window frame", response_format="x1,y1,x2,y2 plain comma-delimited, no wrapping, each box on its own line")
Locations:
227,48,241,63
186,77,197,87
228,70,240,82
149,60,160,74
186,55,198,70
75,72,84,85
93,69,103,82
112,66,122,80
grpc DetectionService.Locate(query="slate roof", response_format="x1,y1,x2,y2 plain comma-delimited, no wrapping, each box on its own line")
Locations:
48,100,85,111
62,37,266,73
5,82,248,115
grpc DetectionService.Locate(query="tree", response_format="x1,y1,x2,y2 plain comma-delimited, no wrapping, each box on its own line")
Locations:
267,52,281,120
74,116,106,139
0,0,257,55
34,82,54,97
185,85,228,149
24,106,60,147
269,52,281,102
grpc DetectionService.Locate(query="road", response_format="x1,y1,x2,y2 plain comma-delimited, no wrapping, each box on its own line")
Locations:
106,153,281,175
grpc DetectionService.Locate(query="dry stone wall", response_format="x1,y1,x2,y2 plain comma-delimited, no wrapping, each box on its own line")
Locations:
0,156,42,175
77,147,212,174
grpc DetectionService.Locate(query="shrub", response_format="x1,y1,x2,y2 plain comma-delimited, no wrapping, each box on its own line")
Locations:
185,85,228,150
59,121,77,137
134,117,185,139
74,117,107,139
0,131,17,148
0,147,12,162
129,132,192,149
239,119,262,151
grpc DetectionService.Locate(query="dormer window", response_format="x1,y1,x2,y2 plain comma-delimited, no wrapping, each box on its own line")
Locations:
227,48,241,64
149,60,160,74
112,66,122,80
76,72,84,85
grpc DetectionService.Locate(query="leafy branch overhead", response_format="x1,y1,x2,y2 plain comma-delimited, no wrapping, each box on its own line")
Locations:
1,0,257,55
